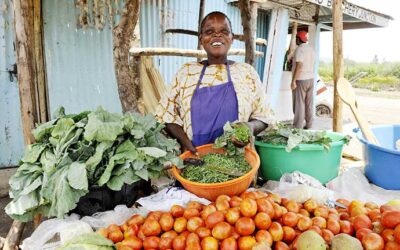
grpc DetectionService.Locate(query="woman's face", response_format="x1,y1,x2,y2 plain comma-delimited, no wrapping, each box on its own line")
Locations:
200,14,233,59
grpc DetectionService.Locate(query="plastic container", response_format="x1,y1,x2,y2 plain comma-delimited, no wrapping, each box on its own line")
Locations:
171,144,260,201
255,132,346,184
355,124,400,190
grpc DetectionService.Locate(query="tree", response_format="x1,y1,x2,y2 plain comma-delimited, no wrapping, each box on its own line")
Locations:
113,0,142,113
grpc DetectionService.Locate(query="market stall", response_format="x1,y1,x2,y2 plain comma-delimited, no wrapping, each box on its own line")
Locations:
2,0,399,249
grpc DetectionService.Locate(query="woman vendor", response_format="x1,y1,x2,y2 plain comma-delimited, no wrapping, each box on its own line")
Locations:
156,11,275,153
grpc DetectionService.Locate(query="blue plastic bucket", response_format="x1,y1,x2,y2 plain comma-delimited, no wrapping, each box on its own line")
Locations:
356,124,400,190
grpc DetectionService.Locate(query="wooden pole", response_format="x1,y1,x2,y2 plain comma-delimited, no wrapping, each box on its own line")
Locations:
3,221,25,250
113,0,141,113
239,0,258,66
13,0,37,144
332,0,344,132
197,0,205,51
33,0,49,123
288,22,297,60
166,29,267,46
129,47,264,58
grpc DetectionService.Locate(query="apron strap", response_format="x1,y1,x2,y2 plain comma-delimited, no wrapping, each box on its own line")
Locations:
196,60,233,90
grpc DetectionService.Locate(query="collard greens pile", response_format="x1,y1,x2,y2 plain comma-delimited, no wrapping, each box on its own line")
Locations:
6,107,182,221
258,126,350,152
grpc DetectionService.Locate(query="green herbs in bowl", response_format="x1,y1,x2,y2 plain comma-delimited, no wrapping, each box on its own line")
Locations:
181,153,252,183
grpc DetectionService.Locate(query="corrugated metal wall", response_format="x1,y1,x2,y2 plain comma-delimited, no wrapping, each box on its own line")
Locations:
140,0,269,85
0,0,25,168
43,0,122,116
256,9,270,81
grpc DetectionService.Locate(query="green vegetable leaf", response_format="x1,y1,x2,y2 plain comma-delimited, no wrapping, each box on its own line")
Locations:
68,162,88,190
138,147,167,158
135,168,149,181
85,141,113,180
33,119,57,141
42,165,88,218
51,118,75,139
84,107,124,142
57,232,114,250
21,144,47,163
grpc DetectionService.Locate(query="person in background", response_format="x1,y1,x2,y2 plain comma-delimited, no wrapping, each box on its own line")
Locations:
291,30,315,129
155,11,275,153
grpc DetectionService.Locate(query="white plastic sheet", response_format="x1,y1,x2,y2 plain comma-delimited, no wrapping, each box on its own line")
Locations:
136,187,211,211
262,171,334,204
20,205,145,250
327,168,400,205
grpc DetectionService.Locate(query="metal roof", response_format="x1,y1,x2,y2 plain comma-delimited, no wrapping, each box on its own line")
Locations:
231,0,393,30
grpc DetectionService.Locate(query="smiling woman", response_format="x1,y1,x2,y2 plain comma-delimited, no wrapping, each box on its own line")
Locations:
155,11,276,154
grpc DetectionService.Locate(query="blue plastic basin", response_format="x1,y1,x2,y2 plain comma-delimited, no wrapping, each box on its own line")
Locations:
356,124,400,190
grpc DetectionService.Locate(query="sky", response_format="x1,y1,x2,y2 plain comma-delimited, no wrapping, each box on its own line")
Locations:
319,0,400,63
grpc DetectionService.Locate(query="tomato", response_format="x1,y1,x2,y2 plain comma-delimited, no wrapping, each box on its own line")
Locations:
212,222,232,240
173,217,187,233
159,213,174,232
143,236,160,250
220,237,237,250
237,236,256,250
170,205,185,218
201,236,218,250
187,216,204,232
235,217,255,236
142,219,161,237
172,235,186,250
195,227,211,239
240,198,258,217
268,222,283,242
161,230,178,240
282,212,299,228
109,229,124,243
255,230,273,246
158,237,173,250
205,211,224,229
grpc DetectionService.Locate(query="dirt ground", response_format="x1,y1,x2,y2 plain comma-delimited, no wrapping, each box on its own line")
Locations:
1,88,399,245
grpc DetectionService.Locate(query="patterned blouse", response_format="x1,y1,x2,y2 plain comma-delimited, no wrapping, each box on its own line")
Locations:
155,61,275,140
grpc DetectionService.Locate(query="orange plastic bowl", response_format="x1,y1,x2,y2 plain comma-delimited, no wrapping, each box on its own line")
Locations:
171,144,260,201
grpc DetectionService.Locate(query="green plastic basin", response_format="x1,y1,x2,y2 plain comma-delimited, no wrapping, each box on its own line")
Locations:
254,132,346,184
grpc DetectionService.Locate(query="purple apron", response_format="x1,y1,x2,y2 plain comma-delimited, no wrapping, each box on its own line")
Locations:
191,61,239,146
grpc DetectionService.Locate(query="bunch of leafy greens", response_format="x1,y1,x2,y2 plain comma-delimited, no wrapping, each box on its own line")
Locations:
6,107,183,221
257,125,350,152
213,122,250,156
181,153,251,183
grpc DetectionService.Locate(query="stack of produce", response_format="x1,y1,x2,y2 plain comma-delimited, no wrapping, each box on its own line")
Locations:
97,191,400,250
6,107,182,221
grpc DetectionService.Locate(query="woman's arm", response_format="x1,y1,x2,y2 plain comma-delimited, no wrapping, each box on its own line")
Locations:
247,119,268,136
165,123,197,154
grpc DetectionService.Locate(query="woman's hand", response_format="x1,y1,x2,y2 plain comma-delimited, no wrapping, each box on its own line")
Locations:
165,123,197,154
181,141,197,155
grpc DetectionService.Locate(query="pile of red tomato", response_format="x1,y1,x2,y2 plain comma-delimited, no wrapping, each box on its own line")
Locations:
97,191,400,250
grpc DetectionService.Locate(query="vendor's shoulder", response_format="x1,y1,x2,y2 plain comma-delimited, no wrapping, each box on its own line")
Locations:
232,62,257,72
175,61,202,74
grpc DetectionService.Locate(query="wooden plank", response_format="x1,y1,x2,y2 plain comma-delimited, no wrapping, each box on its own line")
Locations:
129,48,264,58
34,0,49,123
3,221,25,250
13,0,37,145
165,29,267,46
239,0,257,66
332,0,344,132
